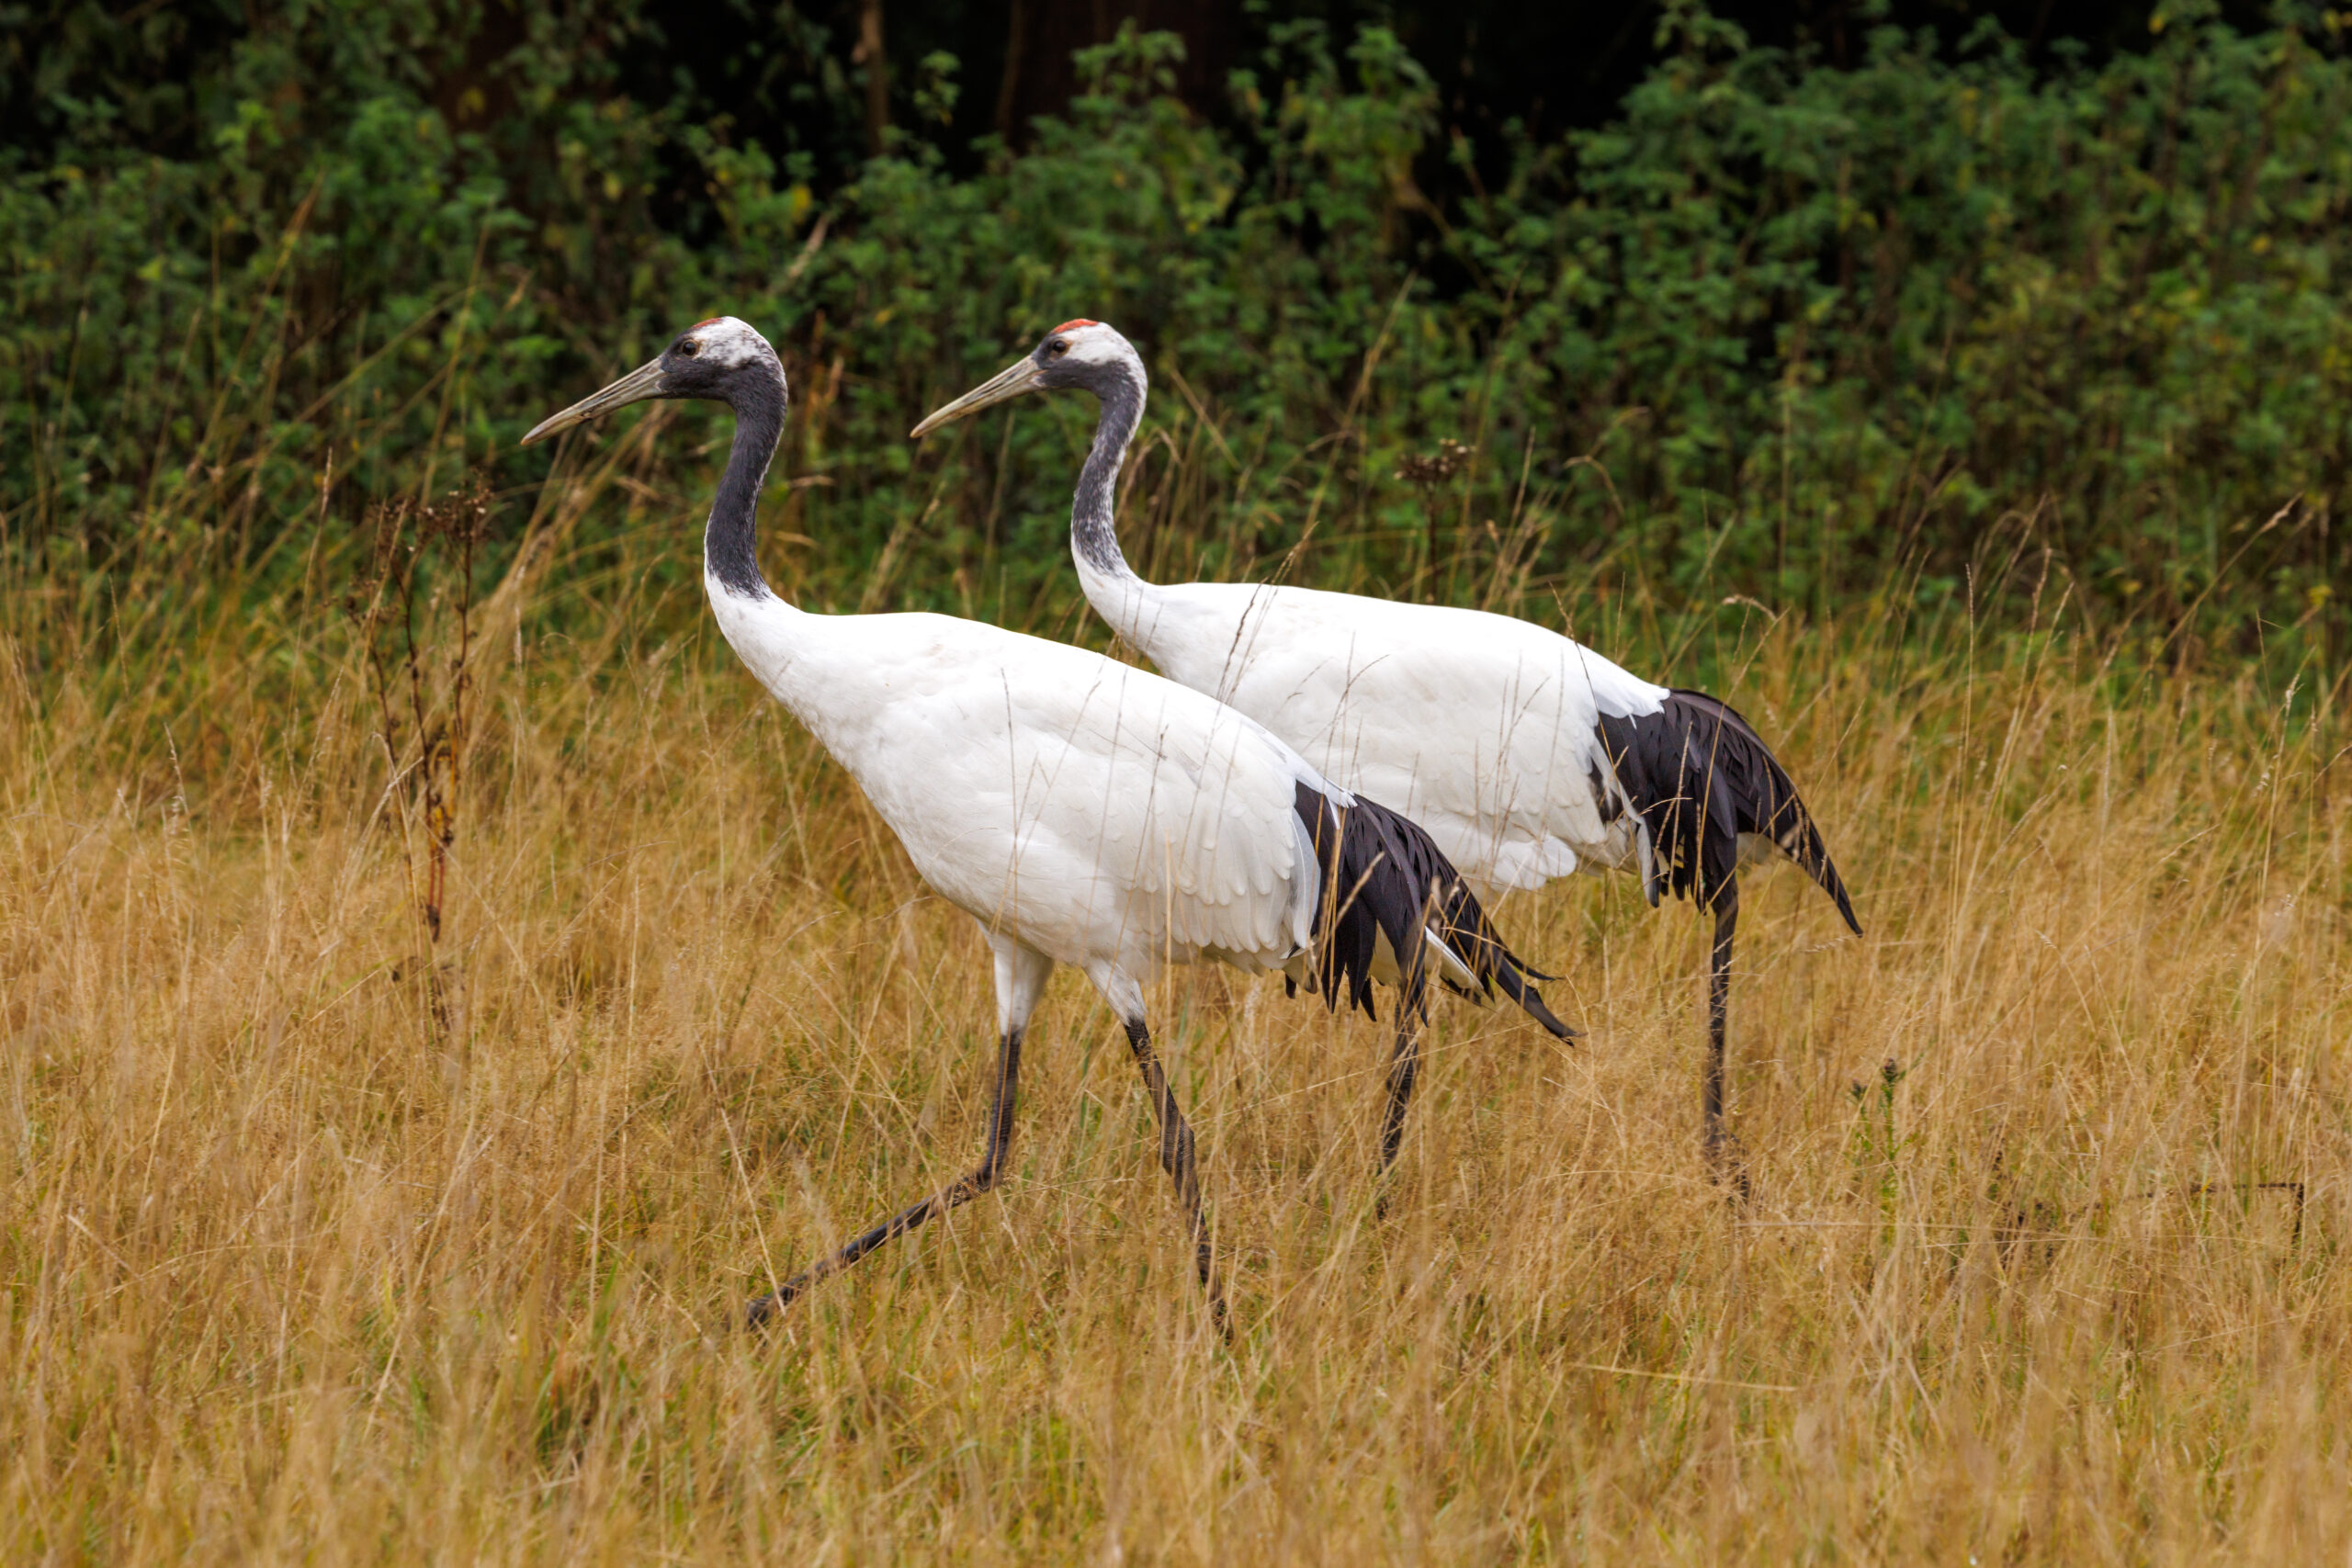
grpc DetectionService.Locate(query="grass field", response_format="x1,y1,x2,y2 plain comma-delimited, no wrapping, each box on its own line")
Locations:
4,497,2347,1562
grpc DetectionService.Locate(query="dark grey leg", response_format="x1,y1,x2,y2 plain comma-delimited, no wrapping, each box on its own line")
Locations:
1704,885,1749,1201
1123,1018,1227,1328
1374,931,1435,1184
1377,1011,1423,1179
748,1023,1025,1326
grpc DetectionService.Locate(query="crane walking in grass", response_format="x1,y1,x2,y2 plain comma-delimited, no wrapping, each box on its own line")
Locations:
914,320,1861,1183
522,317,1570,1325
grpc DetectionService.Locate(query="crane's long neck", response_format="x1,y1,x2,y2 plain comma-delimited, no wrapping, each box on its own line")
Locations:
707,381,786,601
1071,364,1146,586
700,372,859,737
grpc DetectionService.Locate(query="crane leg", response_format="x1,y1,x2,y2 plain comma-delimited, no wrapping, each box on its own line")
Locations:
1377,1013,1421,1179
1374,961,1433,1211
1124,1018,1228,1331
1371,1014,1425,1223
747,1022,1026,1326
1703,886,1749,1202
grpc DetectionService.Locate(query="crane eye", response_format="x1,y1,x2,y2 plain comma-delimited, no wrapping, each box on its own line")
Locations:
677,339,701,357
1047,340,1068,356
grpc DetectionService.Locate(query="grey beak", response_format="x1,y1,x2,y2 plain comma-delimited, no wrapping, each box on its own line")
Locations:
520,357,667,446
910,356,1046,439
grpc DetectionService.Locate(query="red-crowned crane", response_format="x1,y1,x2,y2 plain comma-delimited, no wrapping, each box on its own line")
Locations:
521,317,1570,1326
912,320,1860,1183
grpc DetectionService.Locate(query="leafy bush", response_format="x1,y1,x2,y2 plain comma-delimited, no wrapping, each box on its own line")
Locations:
6,1,2348,665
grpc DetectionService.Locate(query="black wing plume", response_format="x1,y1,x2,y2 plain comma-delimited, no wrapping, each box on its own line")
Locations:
1595,690,1860,933
1290,783,1575,1038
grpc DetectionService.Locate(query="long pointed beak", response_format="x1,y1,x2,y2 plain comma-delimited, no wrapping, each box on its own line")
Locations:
910,356,1045,439
520,357,667,446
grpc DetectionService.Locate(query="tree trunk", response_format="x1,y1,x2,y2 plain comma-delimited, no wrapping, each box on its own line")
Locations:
857,0,889,156
993,0,1030,143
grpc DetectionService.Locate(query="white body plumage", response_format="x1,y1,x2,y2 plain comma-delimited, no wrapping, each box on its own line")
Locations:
1080,571,1672,895
706,588,1341,1013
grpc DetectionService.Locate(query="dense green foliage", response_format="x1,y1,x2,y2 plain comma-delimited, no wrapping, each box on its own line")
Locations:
7,1,2351,660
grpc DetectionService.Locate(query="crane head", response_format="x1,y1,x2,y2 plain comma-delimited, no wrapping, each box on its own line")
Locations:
522,317,784,446
909,320,1138,439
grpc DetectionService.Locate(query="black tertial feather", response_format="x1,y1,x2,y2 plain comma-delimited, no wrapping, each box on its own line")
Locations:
1595,691,1860,933
1290,783,1574,1038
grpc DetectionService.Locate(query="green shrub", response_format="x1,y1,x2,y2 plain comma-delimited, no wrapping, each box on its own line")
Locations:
6,3,2348,669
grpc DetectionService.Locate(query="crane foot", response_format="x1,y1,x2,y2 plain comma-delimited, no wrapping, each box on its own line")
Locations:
1704,1124,1752,1209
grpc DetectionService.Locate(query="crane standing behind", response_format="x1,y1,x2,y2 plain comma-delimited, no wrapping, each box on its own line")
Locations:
913,321,1860,1185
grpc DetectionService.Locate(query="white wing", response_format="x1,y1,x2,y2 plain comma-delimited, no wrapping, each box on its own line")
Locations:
709,598,1328,978
1098,579,1670,893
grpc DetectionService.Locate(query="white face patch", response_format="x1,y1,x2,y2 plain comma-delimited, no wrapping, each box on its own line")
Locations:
683,316,773,368
1054,321,1136,369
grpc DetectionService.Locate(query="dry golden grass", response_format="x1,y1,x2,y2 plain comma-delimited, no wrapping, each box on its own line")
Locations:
4,525,2347,1563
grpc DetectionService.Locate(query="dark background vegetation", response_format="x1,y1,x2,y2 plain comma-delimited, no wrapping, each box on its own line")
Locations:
6,0,2351,670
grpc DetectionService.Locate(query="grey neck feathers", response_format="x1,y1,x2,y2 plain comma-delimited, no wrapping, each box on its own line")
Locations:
1071,365,1144,581
707,377,786,600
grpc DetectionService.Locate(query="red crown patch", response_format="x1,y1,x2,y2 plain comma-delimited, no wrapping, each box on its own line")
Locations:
690,317,724,330
1049,318,1101,335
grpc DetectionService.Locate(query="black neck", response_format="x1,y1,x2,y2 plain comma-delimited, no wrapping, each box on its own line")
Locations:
707,379,786,600
1072,363,1144,580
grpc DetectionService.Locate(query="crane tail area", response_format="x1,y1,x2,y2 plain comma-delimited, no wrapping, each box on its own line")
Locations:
1595,692,1862,935
1292,784,1577,1040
